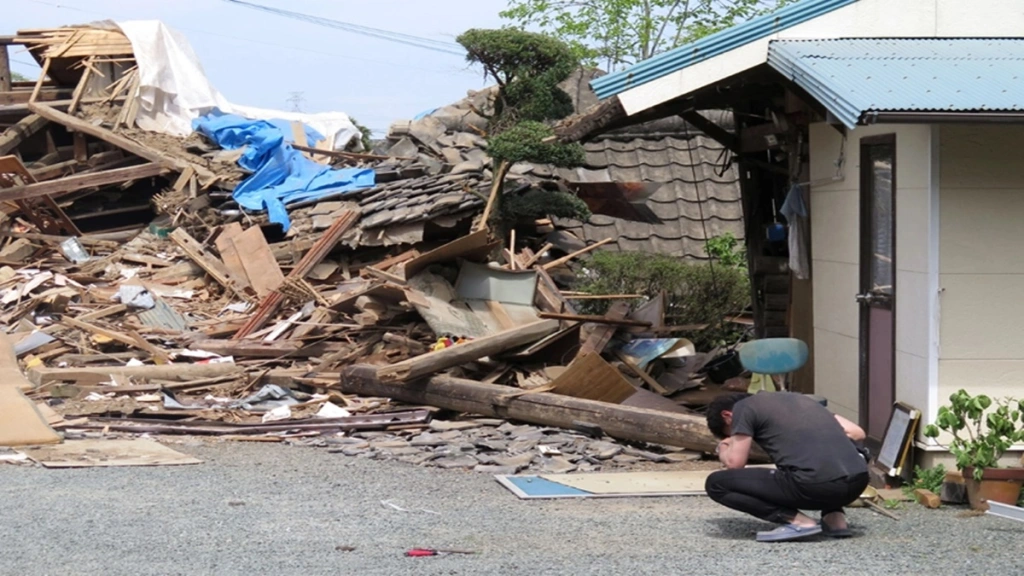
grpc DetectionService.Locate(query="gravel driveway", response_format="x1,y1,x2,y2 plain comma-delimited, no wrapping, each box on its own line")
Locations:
1,440,1021,576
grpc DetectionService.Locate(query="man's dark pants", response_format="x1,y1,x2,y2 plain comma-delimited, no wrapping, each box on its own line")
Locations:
705,468,870,524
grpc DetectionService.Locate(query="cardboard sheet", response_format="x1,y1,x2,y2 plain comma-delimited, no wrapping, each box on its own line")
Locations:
18,439,202,468
496,465,776,499
0,333,62,447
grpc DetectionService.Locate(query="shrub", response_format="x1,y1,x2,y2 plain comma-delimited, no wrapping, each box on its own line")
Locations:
574,251,750,349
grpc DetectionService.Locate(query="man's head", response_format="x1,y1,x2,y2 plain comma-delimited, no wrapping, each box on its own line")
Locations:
706,392,752,439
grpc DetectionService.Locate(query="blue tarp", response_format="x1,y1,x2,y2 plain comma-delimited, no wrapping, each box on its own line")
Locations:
192,111,375,231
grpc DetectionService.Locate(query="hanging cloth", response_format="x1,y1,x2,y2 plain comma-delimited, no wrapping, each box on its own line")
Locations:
780,183,810,280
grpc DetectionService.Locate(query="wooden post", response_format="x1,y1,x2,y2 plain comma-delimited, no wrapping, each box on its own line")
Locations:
0,45,11,93
338,365,766,459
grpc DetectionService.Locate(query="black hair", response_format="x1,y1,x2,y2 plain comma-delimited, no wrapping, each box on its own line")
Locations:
706,392,752,439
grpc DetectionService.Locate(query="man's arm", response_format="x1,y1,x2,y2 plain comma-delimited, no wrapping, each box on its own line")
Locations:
718,434,752,469
834,414,866,442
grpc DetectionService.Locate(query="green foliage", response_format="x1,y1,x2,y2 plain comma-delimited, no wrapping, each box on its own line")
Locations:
883,498,904,510
705,233,746,268
457,28,577,131
923,389,1024,480
501,0,796,71
502,188,591,222
488,121,585,166
347,116,373,151
12,71,31,82
574,251,750,349
902,464,946,503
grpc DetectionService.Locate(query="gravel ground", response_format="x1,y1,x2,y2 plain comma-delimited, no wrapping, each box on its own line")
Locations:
1,439,1021,576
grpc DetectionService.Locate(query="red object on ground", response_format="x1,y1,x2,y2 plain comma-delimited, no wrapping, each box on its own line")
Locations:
405,549,440,557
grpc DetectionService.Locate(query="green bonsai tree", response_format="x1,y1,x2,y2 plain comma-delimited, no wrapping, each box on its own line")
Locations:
456,28,589,234
923,389,1024,480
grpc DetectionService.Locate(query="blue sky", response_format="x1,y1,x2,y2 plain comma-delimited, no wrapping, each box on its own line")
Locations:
8,0,509,135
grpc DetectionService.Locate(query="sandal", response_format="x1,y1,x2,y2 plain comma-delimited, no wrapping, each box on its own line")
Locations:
822,524,853,538
756,523,823,542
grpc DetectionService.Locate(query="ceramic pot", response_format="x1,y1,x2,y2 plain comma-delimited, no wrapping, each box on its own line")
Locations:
961,466,1024,511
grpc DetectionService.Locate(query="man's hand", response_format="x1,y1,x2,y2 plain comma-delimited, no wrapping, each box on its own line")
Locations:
834,414,866,442
718,434,752,469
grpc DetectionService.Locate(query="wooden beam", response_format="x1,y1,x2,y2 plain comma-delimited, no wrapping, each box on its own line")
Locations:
0,45,10,92
679,110,738,153
0,114,48,155
541,238,612,270
339,365,764,458
28,363,241,386
27,102,215,180
170,228,250,301
376,319,560,383
0,162,166,203
538,312,650,327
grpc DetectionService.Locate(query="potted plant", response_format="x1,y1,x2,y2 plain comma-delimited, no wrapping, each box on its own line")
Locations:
923,389,1024,510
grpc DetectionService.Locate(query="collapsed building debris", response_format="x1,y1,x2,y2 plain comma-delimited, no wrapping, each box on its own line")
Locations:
0,21,753,473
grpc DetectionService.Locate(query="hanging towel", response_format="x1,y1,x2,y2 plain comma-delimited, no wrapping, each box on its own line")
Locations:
780,183,810,280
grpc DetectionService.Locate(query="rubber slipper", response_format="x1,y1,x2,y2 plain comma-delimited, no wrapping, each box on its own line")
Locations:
822,524,853,538
756,523,823,542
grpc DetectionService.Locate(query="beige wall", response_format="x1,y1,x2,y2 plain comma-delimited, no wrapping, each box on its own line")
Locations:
809,123,938,423
939,124,1024,403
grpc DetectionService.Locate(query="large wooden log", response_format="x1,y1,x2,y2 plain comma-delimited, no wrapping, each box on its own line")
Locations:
339,364,767,460
28,363,241,386
0,162,166,202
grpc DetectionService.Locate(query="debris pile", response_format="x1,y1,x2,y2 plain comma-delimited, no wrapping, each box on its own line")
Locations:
0,22,749,469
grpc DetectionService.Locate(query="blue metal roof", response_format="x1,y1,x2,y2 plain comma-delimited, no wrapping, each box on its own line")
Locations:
590,0,859,100
767,38,1024,128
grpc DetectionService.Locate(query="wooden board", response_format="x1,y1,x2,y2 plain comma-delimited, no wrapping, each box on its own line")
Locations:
232,225,285,297
214,223,251,291
548,353,636,404
18,439,202,468
535,465,776,495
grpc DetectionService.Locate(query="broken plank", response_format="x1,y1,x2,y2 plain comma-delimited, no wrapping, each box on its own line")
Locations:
376,319,560,383
541,238,613,270
0,114,49,155
539,312,650,328
170,228,249,300
28,363,241,386
58,316,170,363
213,223,252,290
577,300,630,358
0,163,167,203
615,350,671,395
27,102,215,180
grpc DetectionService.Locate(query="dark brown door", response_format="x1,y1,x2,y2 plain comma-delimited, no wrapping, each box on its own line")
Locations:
858,135,896,450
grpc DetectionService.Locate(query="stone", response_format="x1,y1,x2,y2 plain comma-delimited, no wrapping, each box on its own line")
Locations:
473,440,508,452
352,431,389,440
492,453,535,468
387,137,418,159
611,455,640,465
510,430,546,442
409,433,448,447
624,447,670,463
332,438,370,448
434,430,465,441
385,447,422,457
539,456,577,474
663,452,702,463
473,464,520,475
441,147,464,165
587,441,622,460
370,440,410,449
508,439,539,454
341,447,368,457
433,455,478,469
449,159,484,175
416,154,444,175
430,420,482,432
453,132,486,149
399,452,439,466
436,134,456,147
474,418,505,427
409,116,447,144
463,148,490,165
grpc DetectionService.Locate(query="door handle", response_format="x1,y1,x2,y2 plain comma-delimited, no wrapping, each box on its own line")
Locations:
856,293,874,304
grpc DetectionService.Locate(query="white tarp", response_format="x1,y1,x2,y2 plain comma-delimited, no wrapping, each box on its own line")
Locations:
114,20,362,150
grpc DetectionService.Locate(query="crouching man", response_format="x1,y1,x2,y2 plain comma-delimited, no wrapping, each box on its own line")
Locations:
704,392,870,542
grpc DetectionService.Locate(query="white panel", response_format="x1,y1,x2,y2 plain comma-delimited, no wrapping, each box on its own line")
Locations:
940,188,1024,275
813,328,860,421
896,270,930,358
893,126,933,190
896,187,931,274
809,123,853,188
896,351,930,417
940,125,1024,190
619,0,1024,116
939,274,1024,360
810,191,859,265
939,359,1024,402
812,260,860,339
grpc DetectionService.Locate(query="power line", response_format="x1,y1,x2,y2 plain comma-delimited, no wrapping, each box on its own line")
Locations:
220,0,466,56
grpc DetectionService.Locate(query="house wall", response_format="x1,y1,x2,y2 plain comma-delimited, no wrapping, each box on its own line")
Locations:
938,124,1024,403
808,123,939,424
618,0,1024,115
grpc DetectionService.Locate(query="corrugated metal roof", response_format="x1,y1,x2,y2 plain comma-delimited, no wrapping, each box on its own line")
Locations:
768,38,1024,128
590,0,859,100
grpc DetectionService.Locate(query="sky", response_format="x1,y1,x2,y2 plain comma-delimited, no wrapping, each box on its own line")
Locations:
7,0,510,136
